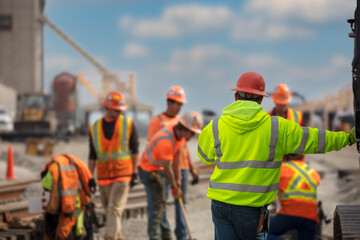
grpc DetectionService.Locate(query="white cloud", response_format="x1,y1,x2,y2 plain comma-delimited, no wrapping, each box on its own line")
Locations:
119,4,233,38
230,18,315,41
123,43,148,58
244,0,355,22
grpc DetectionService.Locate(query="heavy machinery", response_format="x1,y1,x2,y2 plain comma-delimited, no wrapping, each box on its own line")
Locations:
13,91,57,138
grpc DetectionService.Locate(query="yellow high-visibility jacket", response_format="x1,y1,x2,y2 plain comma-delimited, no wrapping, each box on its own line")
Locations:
197,100,350,207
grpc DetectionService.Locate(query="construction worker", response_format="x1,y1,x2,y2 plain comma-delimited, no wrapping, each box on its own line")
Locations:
147,86,186,140
41,154,95,240
197,71,358,239
269,84,305,161
269,84,304,126
139,111,203,240
147,86,199,240
267,156,320,240
88,91,139,240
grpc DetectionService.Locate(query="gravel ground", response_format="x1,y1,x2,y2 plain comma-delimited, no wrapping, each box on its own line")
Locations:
1,136,360,239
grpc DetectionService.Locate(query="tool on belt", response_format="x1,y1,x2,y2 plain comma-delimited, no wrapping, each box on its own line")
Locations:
257,205,269,234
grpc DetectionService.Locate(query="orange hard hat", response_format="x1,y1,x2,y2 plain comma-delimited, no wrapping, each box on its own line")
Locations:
272,84,292,105
101,91,127,111
230,72,268,97
166,86,186,103
179,111,203,134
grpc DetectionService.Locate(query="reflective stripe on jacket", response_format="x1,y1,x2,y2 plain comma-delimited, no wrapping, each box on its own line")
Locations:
147,113,179,141
279,161,320,222
280,161,318,202
197,100,350,207
140,123,184,172
90,115,133,180
41,154,93,239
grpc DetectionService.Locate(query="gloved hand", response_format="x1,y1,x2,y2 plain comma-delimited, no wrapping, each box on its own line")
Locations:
171,187,182,199
349,127,359,145
130,173,139,189
190,167,199,185
89,178,96,194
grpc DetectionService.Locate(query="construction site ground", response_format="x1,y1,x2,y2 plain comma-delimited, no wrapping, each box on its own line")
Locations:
0,136,359,239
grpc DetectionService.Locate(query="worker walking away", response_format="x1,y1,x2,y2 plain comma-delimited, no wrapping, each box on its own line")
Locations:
197,71,358,240
41,154,96,240
267,156,320,240
139,111,203,240
88,91,139,240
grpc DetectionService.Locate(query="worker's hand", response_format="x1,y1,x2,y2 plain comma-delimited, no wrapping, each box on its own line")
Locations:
89,178,96,194
349,127,359,145
176,177,181,188
190,167,199,185
130,173,139,189
171,187,182,199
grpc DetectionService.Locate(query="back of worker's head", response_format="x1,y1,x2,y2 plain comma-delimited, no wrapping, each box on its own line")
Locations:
272,84,292,105
231,72,268,104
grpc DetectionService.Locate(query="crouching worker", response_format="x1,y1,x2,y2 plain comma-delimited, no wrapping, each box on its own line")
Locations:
267,155,320,240
41,154,96,240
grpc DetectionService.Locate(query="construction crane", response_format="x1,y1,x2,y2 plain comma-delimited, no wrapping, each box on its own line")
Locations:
38,14,137,107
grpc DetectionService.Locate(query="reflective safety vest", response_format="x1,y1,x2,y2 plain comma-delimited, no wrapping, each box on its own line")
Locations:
41,154,92,239
147,113,179,141
140,123,184,172
279,161,320,222
287,108,303,125
198,111,350,207
280,161,318,202
90,115,133,181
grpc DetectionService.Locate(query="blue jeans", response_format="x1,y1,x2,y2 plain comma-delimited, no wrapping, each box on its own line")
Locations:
174,170,189,240
267,214,317,240
211,200,267,240
139,168,172,240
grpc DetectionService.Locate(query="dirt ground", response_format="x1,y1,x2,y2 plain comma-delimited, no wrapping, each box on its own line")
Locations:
0,136,360,239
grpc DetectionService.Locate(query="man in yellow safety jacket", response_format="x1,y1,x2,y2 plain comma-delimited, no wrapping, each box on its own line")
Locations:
197,71,357,239
41,154,95,240
88,91,139,240
139,111,203,240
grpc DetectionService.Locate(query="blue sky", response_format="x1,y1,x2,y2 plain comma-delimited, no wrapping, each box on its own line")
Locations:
44,0,356,120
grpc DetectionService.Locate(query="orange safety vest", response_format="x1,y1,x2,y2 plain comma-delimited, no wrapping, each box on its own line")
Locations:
140,123,185,172
89,115,133,184
41,154,93,239
147,113,179,140
279,161,320,222
286,108,303,126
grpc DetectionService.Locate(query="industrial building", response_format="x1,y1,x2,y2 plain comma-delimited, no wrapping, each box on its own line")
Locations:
0,0,44,93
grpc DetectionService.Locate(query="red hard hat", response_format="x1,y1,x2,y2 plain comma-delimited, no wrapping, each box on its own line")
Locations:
101,91,127,111
230,72,268,97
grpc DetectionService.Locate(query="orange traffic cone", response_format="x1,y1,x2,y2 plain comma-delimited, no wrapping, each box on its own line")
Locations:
6,145,15,180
